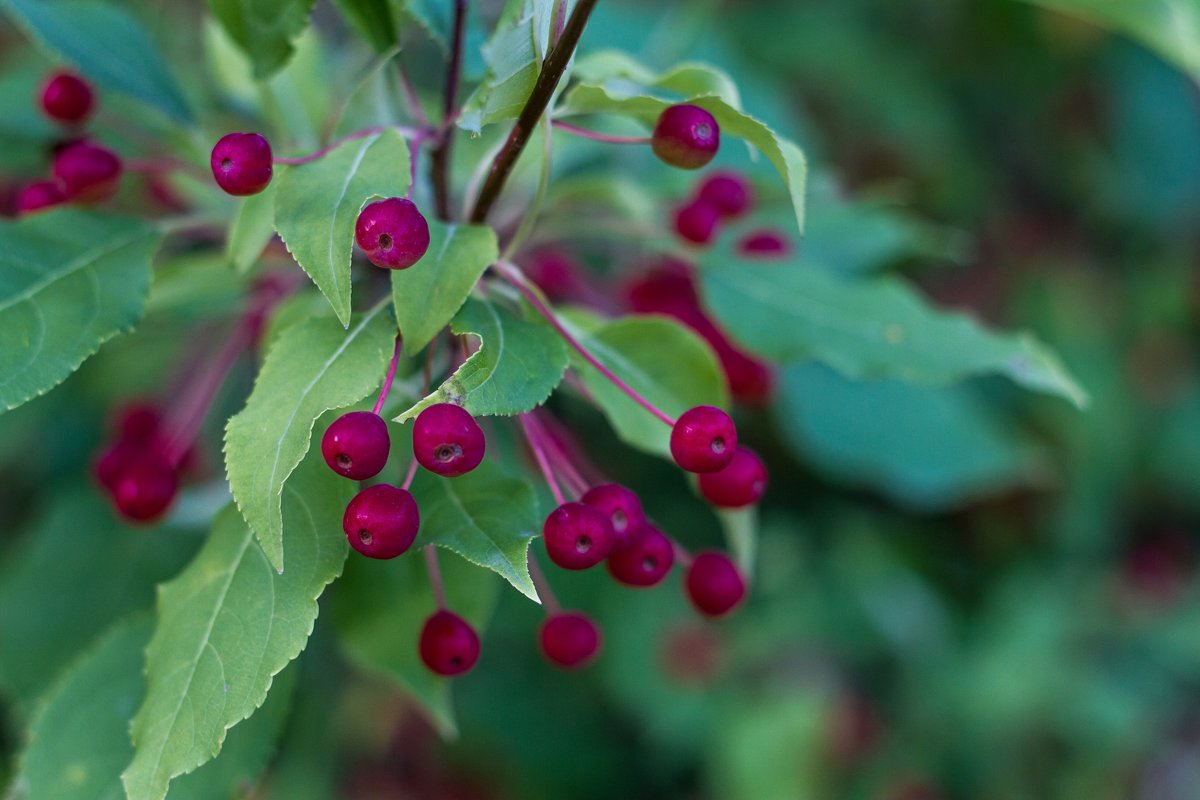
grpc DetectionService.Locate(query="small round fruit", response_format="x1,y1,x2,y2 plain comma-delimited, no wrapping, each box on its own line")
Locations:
685,551,746,617
210,132,273,196
419,609,481,676
540,612,602,669
355,197,431,270
607,525,675,587
53,141,121,202
342,484,420,559
322,411,391,480
93,439,143,493
112,457,178,523
580,484,646,549
652,104,720,170
673,199,720,245
412,403,485,477
40,71,94,124
698,447,768,508
16,181,67,215
738,229,792,257
697,171,752,218
543,502,614,570
670,405,737,473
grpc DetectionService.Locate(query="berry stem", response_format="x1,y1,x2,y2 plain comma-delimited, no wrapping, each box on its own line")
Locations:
400,456,419,491
424,546,448,610
672,539,695,568
527,412,589,497
520,413,566,505
371,334,404,416
396,57,430,127
274,125,425,166
550,120,652,145
527,551,562,614
429,0,467,220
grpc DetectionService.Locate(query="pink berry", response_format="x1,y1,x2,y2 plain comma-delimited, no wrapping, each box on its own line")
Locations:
607,525,675,587
697,171,752,218
543,502,614,570
112,456,178,523
540,612,602,669
738,229,792,257
673,199,721,245
419,609,481,677
580,484,645,549
685,551,746,617
322,411,391,480
670,405,737,473
355,197,430,270
113,403,164,442
52,141,121,202
698,447,767,508
341,484,420,559
412,403,486,477
652,104,719,170
16,181,67,215
210,132,273,196
92,439,144,494
40,71,94,124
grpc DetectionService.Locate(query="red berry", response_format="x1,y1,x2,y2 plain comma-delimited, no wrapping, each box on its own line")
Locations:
112,456,178,523
322,411,391,480
580,483,645,549
540,612,602,669
673,199,721,245
53,141,121,202
16,181,67,215
412,403,485,477
419,609,481,676
543,502,614,570
607,525,675,587
685,551,746,617
697,171,752,218
210,132,273,196
670,405,737,473
698,447,767,508
738,229,792,257
112,403,164,442
355,197,430,270
652,104,720,170
40,71,94,125
342,484,420,559
92,439,144,493
716,345,776,405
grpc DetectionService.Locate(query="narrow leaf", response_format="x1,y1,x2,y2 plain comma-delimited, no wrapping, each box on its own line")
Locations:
207,0,316,80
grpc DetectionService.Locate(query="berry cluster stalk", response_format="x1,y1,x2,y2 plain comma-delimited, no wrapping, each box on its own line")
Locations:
371,335,404,416
274,124,424,166
551,120,652,145
520,413,566,505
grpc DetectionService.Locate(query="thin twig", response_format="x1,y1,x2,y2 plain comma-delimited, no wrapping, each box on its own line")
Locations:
430,0,468,219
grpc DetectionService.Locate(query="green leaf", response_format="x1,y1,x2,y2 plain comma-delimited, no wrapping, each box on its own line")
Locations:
227,182,278,274
718,506,757,578
207,0,316,80
332,0,396,51
395,297,568,422
224,301,394,572
334,550,500,737
390,221,498,355
410,461,540,601
122,453,350,800
571,49,742,107
0,210,161,413
2,0,194,122
274,129,411,326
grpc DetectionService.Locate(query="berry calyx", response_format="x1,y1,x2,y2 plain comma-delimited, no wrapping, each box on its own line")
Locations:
52,141,121,202
685,551,746,617
412,403,486,477
543,502,615,570
540,612,602,669
580,484,646,549
670,405,737,473
355,197,431,270
607,525,675,587
112,456,178,523
40,71,94,125
419,609,481,676
651,104,720,170
16,181,67,215
210,132,273,196
697,446,768,508
673,199,721,245
697,171,752,218
342,484,420,559
322,411,391,480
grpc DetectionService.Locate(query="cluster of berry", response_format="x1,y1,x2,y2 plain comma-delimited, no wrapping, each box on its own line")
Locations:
92,405,187,522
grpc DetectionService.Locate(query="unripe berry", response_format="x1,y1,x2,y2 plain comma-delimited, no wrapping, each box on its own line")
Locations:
16,181,67,215
543,502,614,570
685,551,746,617
322,411,391,480
670,405,737,473
607,525,675,587
673,199,720,245
40,71,94,125
341,484,420,559
112,457,178,523
53,141,121,202
355,197,430,270
540,612,602,669
652,104,719,170
412,403,486,477
419,609,481,676
580,483,645,549
697,171,752,218
697,447,767,508
210,132,273,196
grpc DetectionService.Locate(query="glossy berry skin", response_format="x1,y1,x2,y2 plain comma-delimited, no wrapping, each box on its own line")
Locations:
652,104,719,170
53,141,121,202
540,612,602,669
607,525,675,587
419,610,481,677
16,181,67,215
738,229,792,257
342,484,420,559
698,447,768,508
697,172,752,218
355,197,430,270
670,405,737,473
412,403,485,477
112,457,178,523
322,411,390,480
40,71,94,124
673,199,720,245
210,132,273,196
685,551,747,617
543,502,614,570
580,484,645,549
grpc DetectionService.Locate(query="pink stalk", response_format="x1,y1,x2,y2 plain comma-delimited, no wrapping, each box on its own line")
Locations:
527,552,561,614
274,124,425,166
424,546,447,609
551,119,652,145
371,335,404,416
520,414,565,505
528,413,589,497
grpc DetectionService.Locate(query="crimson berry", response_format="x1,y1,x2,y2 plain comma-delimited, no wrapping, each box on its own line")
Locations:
40,71,94,124
355,197,430,270
342,484,420,559
607,525,675,587
738,229,792,257
210,132,273,196
670,405,737,473
698,447,767,508
697,171,752,218
113,403,164,442
685,551,746,617
16,181,67,215
580,483,645,549
652,104,719,170
53,141,121,202
93,439,144,493
543,502,614,570
673,199,720,245
540,612,602,669
322,411,390,480
412,403,485,477
419,609,481,676
112,457,178,523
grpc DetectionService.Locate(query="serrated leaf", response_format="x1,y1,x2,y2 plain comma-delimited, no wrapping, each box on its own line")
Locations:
225,301,394,571
395,297,567,422
2,0,194,122
227,182,277,274
0,209,161,412
122,454,350,800
208,0,316,80
390,221,497,355
275,129,411,326
571,49,742,108
410,462,540,601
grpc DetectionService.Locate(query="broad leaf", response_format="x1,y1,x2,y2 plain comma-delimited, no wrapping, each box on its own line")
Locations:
390,221,498,355
225,301,394,571
0,210,161,413
208,0,316,80
227,182,278,274
410,461,540,601
275,129,411,326
122,454,350,800
395,297,568,422
2,0,194,122
332,0,396,52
